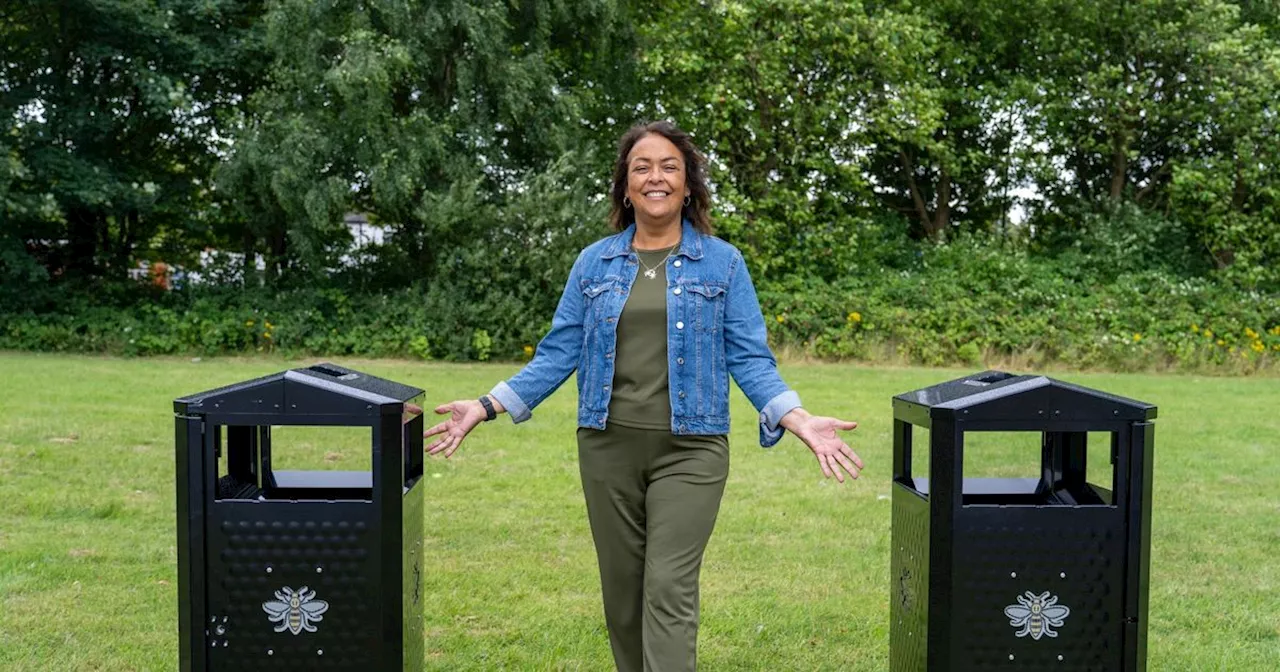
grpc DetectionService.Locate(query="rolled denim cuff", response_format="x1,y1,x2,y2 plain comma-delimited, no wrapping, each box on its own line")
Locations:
758,389,802,448
489,381,531,424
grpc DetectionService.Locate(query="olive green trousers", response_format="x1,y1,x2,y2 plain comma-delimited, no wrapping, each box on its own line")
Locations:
577,423,730,672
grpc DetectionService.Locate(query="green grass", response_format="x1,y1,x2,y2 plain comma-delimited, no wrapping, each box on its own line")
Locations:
0,353,1277,670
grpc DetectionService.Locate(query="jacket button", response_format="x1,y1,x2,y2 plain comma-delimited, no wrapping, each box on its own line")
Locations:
676,357,684,365
674,260,682,268
678,391,686,399
673,287,681,295
603,385,610,392
606,352,613,359
607,317,615,324
676,321,684,330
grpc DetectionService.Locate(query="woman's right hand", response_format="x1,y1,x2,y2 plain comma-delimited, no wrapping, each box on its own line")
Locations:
422,400,488,458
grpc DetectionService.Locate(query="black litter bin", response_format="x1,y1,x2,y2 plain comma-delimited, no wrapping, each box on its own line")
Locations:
174,363,426,671
890,371,1156,671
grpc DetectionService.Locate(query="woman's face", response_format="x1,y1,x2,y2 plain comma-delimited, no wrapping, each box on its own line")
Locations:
626,133,690,225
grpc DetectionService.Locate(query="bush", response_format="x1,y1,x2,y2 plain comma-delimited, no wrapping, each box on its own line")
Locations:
2,233,1276,374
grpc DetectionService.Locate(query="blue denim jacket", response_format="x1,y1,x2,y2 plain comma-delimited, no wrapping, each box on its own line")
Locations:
489,219,802,447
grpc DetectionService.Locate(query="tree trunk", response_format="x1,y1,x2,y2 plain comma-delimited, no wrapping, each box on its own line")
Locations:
931,166,952,240
898,149,934,237
267,227,287,285
1109,136,1127,200
66,207,102,278
242,229,258,287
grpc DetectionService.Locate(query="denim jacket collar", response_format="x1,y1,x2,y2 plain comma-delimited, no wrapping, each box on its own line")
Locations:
600,218,705,261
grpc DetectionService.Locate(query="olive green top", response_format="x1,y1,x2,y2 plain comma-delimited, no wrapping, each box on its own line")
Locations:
608,245,676,430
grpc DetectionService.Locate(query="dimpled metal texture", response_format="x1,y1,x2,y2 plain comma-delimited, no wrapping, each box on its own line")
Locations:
952,507,1126,671
206,507,377,670
890,486,930,672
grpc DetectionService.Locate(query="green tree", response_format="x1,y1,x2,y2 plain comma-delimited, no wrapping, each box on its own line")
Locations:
639,0,940,280
0,0,265,282
218,0,638,287
862,0,1039,241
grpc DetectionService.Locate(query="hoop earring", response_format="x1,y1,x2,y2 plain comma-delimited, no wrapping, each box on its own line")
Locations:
683,195,691,207
623,196,632,208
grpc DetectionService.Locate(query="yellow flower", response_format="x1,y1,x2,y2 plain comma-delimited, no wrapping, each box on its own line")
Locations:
1273,344,1280,351
1245,327,1259,340
263,332,272,340
523,345,534,358
1250,341,1265,353
265,321,274,330
1270,325,1280,337
1131,333,1143,343
1216,339,1226,346
1204,329,1214,339
776,315,785,323
847,311,862,323
1190,323,1199,333
245,320,255,328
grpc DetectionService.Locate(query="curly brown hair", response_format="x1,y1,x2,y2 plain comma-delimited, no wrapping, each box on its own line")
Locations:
609,121,713,234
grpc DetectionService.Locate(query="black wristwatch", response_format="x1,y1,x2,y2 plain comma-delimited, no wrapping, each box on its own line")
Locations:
478,395,497,422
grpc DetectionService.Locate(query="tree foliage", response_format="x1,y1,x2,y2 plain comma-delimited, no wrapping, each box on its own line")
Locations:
2,0,1277,360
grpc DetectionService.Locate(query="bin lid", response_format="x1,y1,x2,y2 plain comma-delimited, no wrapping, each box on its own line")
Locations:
893,370,1156,424
174,362,423,417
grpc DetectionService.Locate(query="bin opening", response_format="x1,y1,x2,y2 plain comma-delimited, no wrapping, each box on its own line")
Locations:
213,425,377,501
963,371,1016,386
905,477,1112,506
894,429,1117,506
307,363,359,380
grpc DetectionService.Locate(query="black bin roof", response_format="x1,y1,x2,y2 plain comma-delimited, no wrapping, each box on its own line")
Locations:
893,370,1156,426
174,362,423,418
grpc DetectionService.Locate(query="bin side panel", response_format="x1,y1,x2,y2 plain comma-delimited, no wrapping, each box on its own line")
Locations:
204,501,380,670
890,483,930,671
402,478,425,671
1123,422,1154,672
953,506,1126,672
176,416,207,672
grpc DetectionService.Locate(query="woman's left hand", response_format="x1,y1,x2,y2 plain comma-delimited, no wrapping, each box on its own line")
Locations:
781,409,863,482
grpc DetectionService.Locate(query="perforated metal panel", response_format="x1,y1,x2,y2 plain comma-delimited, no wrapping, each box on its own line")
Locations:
890,486,930,671
204,504,381,669
953,508,1125,671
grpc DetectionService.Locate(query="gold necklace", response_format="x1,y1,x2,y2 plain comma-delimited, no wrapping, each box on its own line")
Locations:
634,243,679,279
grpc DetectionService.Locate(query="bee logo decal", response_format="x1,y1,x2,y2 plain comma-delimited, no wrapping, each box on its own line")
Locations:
262,586,329,635
1004,590,1070,640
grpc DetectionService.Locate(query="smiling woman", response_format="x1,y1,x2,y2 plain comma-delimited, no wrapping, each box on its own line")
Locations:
608,121,713,240
419,120,863,672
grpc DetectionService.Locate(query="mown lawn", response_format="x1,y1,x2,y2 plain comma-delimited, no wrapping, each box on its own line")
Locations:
0,353,1277,670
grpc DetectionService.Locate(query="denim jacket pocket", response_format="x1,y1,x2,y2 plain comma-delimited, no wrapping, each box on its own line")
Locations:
580,280,617,410
684,282,727,332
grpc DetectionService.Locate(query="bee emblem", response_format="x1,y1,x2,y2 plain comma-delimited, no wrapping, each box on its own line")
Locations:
262,586,329,635
1004,590,1070,640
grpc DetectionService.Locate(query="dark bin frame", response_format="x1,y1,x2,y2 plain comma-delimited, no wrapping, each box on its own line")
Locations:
890,371,1156,671
174,363,426,671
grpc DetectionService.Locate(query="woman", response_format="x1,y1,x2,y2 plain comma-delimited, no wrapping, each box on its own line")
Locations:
422,121,863,671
